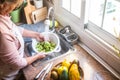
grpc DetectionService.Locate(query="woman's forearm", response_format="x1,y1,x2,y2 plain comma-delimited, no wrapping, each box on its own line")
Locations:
25,55,39,65
25,53,45,65
22,29,44,41
22,29,38,38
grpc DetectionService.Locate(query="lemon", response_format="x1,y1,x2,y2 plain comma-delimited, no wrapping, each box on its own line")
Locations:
50,20,59,28
62,59,71,69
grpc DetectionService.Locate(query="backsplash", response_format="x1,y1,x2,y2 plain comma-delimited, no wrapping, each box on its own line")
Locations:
44,0,54,8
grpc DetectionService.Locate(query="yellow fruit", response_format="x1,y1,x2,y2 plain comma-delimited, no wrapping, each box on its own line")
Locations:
57,66,68,75
62,59,70,69
69,64,80,80
50,20,59,28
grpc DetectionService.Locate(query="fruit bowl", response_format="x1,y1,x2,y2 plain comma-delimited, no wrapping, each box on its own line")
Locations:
50,60,84,80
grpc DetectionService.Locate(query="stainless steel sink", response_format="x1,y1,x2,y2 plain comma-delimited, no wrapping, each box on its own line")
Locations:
26,33,74,67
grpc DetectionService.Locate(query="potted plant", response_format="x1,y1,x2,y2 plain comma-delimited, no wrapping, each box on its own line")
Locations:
10,1,26,23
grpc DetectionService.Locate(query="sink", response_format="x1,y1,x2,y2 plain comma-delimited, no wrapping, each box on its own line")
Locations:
26,33,74,66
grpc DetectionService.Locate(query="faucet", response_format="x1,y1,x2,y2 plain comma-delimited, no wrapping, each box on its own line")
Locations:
44,7,55,32
47,7,54,19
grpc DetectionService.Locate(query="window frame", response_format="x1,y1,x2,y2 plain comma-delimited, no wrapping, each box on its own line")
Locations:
86,0,120,50
61,0,82,18
54,0,120,78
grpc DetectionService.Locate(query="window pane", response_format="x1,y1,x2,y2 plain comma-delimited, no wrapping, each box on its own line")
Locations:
71,0,81,18
62,0,70,11
103,0,120,37
88,0,105,27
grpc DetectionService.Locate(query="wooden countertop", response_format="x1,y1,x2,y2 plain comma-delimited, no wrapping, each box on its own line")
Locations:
23,44,119,80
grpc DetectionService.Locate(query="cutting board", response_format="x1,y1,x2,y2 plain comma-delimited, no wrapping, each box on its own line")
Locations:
31,7,47,24
24,0,36,24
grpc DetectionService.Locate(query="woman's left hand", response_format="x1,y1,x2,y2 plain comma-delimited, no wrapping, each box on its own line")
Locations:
36,52,46,59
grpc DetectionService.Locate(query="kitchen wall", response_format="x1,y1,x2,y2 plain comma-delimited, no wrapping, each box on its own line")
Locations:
44,0,54,8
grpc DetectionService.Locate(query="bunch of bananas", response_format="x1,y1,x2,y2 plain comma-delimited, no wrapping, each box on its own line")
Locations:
50,59,81,80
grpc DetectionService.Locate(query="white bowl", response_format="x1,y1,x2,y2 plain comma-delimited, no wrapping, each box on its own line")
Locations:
32,32,61,55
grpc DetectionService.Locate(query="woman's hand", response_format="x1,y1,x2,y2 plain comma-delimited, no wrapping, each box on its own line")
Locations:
22,29,45,41
35,33,44,41
36,52,46,59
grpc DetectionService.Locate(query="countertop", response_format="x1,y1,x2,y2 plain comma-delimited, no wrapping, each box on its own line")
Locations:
23,44,119,80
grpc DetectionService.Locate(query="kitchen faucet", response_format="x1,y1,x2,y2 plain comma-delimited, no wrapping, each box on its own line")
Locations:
44,7,55,32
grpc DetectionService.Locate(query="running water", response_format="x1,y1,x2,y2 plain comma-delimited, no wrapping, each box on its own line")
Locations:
44,19,50,41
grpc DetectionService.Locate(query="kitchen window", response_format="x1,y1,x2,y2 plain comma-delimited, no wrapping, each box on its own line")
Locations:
61,0,81,18
84,0,120,77
55,0,120,78
86,0,120,56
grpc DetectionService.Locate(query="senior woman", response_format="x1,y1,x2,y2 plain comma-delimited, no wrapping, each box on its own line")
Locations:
0,0,46,79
